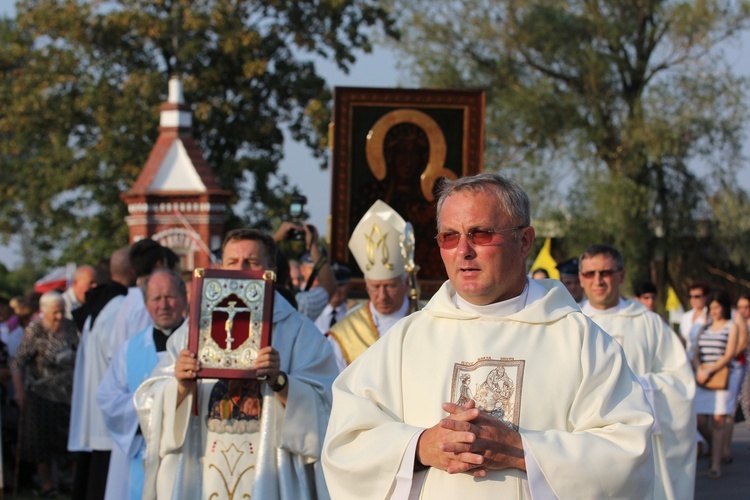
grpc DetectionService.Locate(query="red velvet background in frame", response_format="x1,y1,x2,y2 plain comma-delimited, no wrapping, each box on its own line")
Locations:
330,87,485,297
188,268,275,379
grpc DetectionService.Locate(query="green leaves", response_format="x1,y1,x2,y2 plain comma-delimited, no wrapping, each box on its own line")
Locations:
390,0,750,298
0,0,392,267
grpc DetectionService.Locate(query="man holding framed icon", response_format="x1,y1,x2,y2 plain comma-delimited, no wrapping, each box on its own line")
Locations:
135,228,338,500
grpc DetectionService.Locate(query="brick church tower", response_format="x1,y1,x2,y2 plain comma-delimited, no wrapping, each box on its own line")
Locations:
121,77,231,270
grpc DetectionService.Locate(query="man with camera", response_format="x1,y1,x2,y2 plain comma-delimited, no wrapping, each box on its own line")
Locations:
274,221,336,321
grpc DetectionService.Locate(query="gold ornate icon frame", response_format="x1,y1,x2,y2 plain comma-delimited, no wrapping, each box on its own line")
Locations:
188,268,275,379
330,87,485,297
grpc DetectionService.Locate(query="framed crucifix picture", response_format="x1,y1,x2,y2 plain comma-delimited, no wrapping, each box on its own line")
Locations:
329,87,485,297
187,268,275,379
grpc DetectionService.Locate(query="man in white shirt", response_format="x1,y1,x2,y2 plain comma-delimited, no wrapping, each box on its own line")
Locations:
68,248,134,500
322,173,655,499
314,263,353,334
110,239,180,364
97,269,187,500
135,228,338,499
69,239,176,499
61,265,97,320
579,244,695,499
679,282,710,358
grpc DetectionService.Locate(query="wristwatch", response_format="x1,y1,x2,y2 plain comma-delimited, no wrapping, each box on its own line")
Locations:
269,371,288,392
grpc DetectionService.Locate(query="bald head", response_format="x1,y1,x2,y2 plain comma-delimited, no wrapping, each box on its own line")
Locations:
71,265,97,302
110,248,134,287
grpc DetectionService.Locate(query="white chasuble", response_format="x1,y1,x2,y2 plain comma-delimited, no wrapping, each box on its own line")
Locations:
323,280,655,500
582,299,696,500
136,293,338,500
69,294,126,452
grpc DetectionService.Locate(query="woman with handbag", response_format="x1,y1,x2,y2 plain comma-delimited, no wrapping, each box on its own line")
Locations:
693,290,740,479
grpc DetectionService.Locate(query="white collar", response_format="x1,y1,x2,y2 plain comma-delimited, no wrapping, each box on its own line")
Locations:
581,298,625,316
369,297,409,335
453,281,530,317
154,319,184,337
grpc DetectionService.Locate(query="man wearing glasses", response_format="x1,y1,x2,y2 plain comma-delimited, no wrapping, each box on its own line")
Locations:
323,173,655,499
579,244,696,499
680,282,710,359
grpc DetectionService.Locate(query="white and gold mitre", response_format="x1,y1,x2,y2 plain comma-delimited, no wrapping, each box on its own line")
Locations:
349,200,406,281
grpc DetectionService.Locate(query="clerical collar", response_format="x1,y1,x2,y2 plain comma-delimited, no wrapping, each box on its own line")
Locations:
581,298,625,316
370,298,409,336
153,318,184,337
324,303,345,315
153,319,184,353
454,281,530,317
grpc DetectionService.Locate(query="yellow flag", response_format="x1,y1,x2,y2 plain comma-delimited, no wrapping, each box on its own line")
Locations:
666,285,682,311
530,238,560,280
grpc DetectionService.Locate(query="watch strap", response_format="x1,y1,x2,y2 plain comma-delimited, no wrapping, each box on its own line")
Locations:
270,371,288,392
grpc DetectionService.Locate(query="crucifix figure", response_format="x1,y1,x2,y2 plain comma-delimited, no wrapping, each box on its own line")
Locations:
213,300,251,351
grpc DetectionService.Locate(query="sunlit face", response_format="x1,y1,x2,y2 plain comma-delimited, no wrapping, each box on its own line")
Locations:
41,301,65,333
222,240,271,271
737,298,750,320
366,276,408,315
709,300,725,322
72,267,97,302
579,254,624,309
689,288,707,311
531,270,549,280
637,292,656,312
438,190,534,305
146,273,187,330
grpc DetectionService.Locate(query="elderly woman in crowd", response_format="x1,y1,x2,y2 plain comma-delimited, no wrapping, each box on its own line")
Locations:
11,291,78,497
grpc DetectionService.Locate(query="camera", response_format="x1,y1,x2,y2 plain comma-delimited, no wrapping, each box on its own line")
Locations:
287,193,308,241
289,193,307,219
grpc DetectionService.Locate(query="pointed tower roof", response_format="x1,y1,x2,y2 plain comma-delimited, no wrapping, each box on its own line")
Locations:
124,77,230,196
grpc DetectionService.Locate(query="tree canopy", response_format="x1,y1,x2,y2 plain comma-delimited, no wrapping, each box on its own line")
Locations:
0,0,393,267
388,0,750,302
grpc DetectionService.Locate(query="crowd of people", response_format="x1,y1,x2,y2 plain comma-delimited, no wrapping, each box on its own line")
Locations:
0,172,747,498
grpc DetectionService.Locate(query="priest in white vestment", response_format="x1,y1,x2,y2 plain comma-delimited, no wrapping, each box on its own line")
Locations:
68,248,134,498
110,239,180,361
97,269,187,500
579,244,696,499
322,173,655,499
135,229,338,499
